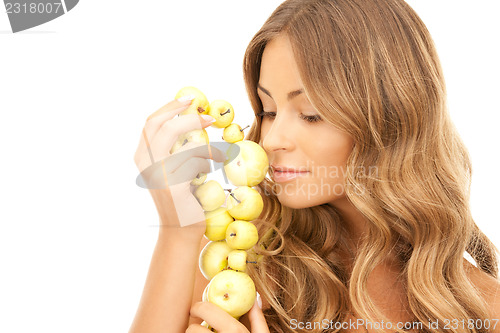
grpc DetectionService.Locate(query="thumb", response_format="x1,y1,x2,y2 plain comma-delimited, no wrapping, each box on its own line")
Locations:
248,292,270,333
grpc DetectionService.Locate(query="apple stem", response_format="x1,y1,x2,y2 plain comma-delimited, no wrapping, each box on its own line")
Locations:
197,107,205,113
230,193,241,204
224,188,232,192
220,109,231,116
246,261,258,264
223,293,229,300
240,125,250,132
230,233,236,237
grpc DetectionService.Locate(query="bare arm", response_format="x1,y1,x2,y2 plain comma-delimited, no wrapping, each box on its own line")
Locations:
129,228,202,333
130,98,225,332
188,236,210,326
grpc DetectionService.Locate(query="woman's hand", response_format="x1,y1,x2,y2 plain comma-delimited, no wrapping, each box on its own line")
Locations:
188,297,270,333
134,97,225,241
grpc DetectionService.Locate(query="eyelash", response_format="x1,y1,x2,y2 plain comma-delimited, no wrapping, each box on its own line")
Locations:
257,111,322,123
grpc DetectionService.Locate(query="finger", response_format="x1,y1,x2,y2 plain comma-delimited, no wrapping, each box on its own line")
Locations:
146,98,193,122
135,99,198,170
167,156,211,188
136,141,225,181
137,143,225,189
164,142,226,174
248,296,269,333
134,103,191,172
143,104,191,142
145,98,201,139
186,323,212,332
190,302,246,333
147,114,214,164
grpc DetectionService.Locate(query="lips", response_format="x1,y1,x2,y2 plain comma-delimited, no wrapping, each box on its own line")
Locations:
271,165,309,173
270,164,309,183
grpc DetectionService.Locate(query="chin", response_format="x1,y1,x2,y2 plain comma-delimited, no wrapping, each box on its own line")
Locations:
276,196,313,209
274,192,329,209
272,183,347,209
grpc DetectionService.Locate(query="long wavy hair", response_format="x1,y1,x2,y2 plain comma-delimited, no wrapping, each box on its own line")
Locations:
242,0,499,332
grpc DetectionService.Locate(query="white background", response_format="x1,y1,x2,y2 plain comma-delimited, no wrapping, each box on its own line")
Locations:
0,1,498,332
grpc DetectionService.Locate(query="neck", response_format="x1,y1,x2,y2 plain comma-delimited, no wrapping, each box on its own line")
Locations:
330,196,402,271
330,196,368,246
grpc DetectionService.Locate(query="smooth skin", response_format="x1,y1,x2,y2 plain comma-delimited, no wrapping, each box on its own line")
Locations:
258,34,371,244
131,35,500,332
256,34,500,330
130,98,269,332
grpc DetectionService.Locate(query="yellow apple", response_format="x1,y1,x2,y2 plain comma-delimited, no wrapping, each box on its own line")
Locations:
223,140,269,186
169,129,209,154
194,180,226,212
225,220,259,250
207,100,234,128
227,250,248,272
247,245,264,265
199,240,232,280
260,227,275,247
200,321,217,332
204,207,235,241
190,172,207,186
201,286,220,331
207,269,256,319
174,86,209,116
226,186,263,221
222,123,249,143
202,284,210,302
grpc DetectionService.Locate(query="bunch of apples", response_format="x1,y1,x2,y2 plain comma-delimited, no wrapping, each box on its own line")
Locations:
172,87,269,329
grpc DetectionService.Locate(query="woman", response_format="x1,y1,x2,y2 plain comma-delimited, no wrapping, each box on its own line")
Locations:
130,0,500,332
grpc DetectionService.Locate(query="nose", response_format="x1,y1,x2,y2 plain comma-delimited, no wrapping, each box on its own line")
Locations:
261,110,295,153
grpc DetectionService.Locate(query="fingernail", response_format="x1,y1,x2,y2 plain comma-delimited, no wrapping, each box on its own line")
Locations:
200,114,216,123
256,292,262,309
177,94,195,102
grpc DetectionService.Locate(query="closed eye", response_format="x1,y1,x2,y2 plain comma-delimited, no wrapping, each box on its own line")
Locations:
257,111,322,123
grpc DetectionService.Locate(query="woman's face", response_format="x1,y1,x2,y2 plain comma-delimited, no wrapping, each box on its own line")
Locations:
258,34,354,209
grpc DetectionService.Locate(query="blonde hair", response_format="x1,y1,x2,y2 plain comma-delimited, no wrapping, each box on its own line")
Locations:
243,0,499,332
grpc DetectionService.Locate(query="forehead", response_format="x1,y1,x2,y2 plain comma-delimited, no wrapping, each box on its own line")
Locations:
259,35,303,93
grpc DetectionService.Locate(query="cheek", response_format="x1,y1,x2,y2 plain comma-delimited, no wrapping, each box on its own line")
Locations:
258,121,271,145
311,136,353,179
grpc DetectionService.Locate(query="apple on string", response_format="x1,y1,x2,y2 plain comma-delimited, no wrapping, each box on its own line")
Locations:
223,124,250,143
204,207,235,241
174,86,270,325
199,240,233,280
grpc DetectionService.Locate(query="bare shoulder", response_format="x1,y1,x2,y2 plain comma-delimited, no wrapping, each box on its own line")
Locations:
463,258,500,331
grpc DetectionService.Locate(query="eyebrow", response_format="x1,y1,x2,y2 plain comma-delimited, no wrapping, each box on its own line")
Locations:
257,83,304,101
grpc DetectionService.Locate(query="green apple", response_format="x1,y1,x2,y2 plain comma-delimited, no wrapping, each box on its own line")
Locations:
204,207,235,241
222,124,249,143
194,180,226,212
225,220,259,250
199,240,232,280
226,186,263,221
207,269,256,319
223,140,269,186
207,100,234,128
227,250,248,272
169,129,209,154
190,172,207,186
174,86,209,116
